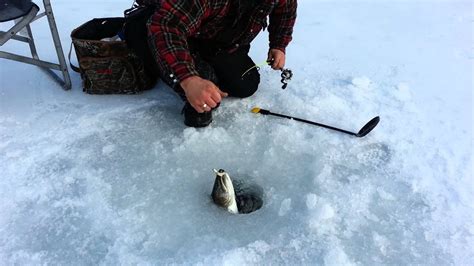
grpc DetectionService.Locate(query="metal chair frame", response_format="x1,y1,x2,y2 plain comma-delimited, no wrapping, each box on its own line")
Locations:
0,0,71,90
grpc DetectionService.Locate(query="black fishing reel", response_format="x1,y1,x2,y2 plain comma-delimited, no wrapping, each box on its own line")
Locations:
267,58,293,89
280,68,293,89
241,60,293,89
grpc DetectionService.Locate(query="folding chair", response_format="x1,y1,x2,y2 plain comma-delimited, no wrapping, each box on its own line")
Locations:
0,0,71,90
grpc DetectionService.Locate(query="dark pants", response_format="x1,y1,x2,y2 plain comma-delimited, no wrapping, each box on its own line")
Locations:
163,41,260,101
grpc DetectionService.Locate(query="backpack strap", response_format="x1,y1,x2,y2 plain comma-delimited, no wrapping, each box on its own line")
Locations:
68,42,81,73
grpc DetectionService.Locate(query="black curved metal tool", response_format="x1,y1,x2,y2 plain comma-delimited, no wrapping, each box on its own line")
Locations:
251,107,380,138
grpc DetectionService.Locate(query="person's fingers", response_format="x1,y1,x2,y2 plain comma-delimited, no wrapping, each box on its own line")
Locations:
279,55,286,68
210,91,222,104
269,53,276,68
185,79,229,113
267,51,273,63
268,49,286,69
206,81,227,99
216,87,228,97
208,85,226,103
276,58,285,69
194,100,215,112
268,50,279,67
186,91,207,113
274,53,285,69
272,57,281,69
205,88,221,110
268,54,279,69
205,98,218,109
272,59,279,69
191,101,205,113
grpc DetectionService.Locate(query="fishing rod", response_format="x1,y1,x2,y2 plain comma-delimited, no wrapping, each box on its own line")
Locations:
241,60,293,89
251,107,380,138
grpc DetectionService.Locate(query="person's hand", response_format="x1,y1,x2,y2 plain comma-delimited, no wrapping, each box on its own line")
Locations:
267,49,286,70
180,76,228,113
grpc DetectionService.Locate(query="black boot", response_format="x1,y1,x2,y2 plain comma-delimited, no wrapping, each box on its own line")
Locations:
182,102,212,128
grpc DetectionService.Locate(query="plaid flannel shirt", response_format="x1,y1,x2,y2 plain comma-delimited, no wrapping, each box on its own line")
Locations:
146,0,297,83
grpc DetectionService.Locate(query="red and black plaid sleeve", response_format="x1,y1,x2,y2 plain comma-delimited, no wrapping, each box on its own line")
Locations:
147,0,297,82
147,0,208,82
268,0,297,53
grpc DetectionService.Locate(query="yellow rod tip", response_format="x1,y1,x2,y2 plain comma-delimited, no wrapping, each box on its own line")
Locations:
251,107,261,113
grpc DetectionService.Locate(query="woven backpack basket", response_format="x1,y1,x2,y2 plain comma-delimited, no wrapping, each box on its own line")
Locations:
70,17,156,94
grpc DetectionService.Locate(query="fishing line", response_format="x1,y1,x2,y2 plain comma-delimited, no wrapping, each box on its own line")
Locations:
241,60,293,89
240,60,269,79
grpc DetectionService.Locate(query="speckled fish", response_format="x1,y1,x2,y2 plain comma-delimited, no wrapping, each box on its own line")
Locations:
211,169,263,214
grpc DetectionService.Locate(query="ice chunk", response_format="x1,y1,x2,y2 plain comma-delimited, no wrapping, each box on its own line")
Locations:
306,193,319,210
102,144,115,155
308,202,336,233
278,198,292,216
316,203,335,220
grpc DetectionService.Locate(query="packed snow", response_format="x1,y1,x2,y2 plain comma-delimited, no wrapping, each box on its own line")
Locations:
1,0,472,264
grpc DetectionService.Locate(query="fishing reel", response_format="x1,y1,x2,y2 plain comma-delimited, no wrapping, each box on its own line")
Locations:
268,58,293,89
241,59,294,89
280,68,293,89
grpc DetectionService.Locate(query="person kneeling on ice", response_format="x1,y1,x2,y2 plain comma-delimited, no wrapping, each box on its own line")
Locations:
141,0,297,127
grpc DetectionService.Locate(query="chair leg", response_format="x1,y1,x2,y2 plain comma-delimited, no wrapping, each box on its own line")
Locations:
23,23,63,86
25,24,39,59
0,1,72,90
43,0,71,90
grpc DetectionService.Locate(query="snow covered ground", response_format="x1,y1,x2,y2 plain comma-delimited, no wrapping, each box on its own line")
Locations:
1,0,472,264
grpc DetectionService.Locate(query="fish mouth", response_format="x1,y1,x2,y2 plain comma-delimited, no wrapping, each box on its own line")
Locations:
214,169,229,191
217,175,228,191
213,169,225,177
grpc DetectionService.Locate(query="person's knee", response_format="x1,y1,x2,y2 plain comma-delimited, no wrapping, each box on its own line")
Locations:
228,71,260,98
232,82,259,98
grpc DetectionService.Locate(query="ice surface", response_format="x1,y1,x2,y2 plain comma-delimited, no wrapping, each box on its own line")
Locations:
351,76,372,91
1,0,472,265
